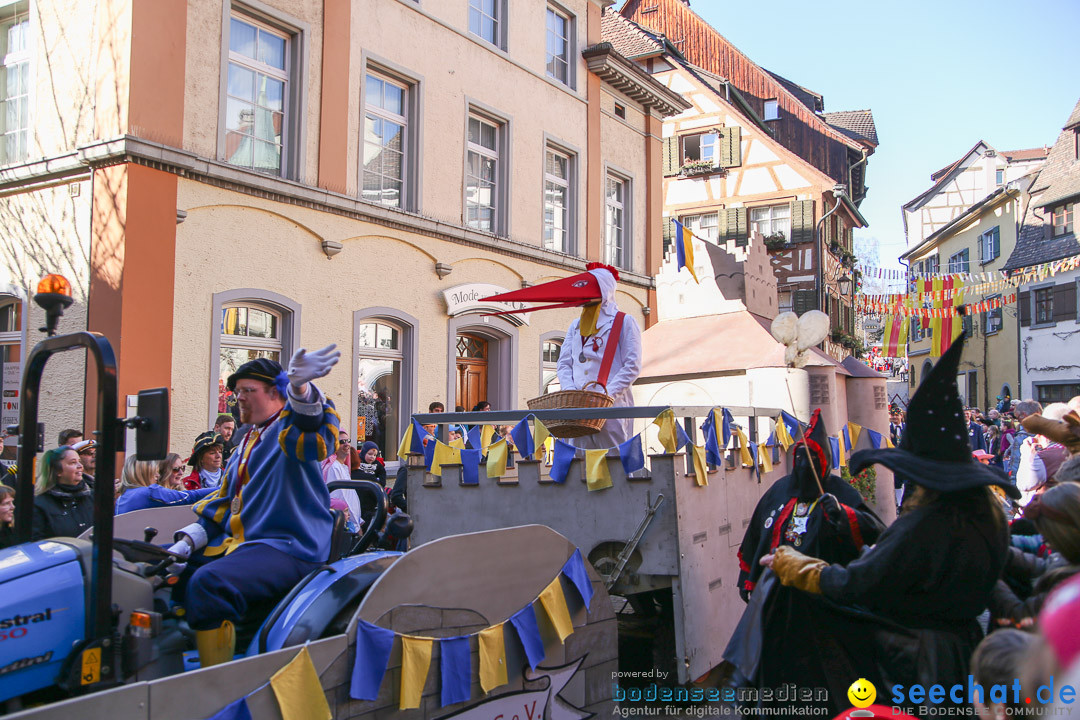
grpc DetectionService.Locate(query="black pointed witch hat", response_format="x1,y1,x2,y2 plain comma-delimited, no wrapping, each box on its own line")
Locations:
794,408,832,477
849,331,1020,498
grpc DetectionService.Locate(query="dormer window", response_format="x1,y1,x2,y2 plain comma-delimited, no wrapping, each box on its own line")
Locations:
763,99,779,121
1052,203,1074,237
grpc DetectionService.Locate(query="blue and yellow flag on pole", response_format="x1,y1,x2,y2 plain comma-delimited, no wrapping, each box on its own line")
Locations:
671,219,700,283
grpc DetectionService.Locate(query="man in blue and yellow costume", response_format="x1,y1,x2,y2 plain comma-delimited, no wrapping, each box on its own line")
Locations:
167,345,341,666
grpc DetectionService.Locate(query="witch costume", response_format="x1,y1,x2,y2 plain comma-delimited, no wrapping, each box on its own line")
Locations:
751,333,1017,716
723,409,883,692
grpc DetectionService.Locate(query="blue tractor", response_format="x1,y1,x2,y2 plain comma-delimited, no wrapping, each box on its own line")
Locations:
0,280,410,713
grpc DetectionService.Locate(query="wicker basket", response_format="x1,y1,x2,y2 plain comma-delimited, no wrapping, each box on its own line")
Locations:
526,381,614,438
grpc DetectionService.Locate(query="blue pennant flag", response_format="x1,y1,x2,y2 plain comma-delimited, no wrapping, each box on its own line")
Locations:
842,425,853,452
671,219,700,283
780,411,799,442
423,434,437,470
460,449,481,485
675,421,691,452
828,436,841,465
510,416,535,459
466,425,481,451
722,409,734,448
561,548,594,610
440,636,472,707
411,417,433,454
351,620,395,700
202,698,251,720
509,604,545,671
702,410,723,466
550,440,576,484
747,441,761,480
619,434,646,476
867,429,884,449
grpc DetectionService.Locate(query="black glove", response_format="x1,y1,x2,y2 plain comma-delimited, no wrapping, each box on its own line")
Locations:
739,586,751,603
820,493,845,530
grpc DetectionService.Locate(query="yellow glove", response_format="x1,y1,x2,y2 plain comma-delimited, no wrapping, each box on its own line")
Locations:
771,545,827,594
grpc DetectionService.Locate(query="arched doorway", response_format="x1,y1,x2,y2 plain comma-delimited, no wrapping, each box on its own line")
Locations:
456,333,488,411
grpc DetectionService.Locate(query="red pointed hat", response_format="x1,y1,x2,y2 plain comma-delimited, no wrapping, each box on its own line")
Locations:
482,263,619,316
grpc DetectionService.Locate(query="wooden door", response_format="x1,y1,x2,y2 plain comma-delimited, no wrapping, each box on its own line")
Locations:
455,334,488,411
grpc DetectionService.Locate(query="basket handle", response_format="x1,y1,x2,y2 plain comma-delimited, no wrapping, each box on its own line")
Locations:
582,381,608,394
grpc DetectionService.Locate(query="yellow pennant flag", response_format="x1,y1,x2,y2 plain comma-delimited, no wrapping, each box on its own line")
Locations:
538,578,574,642
585,449,613,491
486,439,508,479
533,419,551,462
480,424,496,450
758,442,773,473
775,415,794,451
396,422,414,462
430,441,461,476
654,409,679,454
478,624,508,693
690,443,709,487
449,437,466,450
270,646,331,720
735,428,754,467
847,422,862,451
399,635,434,709
835,435,847,468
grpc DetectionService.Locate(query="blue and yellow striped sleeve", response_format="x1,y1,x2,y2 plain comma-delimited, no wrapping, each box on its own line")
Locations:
278,386,340,462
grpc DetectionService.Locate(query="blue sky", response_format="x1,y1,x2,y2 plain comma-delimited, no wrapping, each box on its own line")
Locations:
681,0,1080,270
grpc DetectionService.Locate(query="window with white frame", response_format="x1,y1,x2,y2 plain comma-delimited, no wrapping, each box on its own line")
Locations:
749,204,791,241
469,0,500,47
541,338,562,394
763,99,779,121
466,113,501,233
0,3,29,165
680,213,718,243
985,295,1003,334
363,72,408,208
979,226,1000,264
357,321,403,460
224,15,290,176
219,303,282,411
924,255,939,276
1052,203,1074,237
995,169,1004,186
947,248,969,275
545,6,571,86
0,298,20,364
681,132,718,166
543,146,572,253
605,173,628,269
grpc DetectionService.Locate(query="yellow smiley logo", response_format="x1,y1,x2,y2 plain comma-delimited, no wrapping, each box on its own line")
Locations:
847,678,876,708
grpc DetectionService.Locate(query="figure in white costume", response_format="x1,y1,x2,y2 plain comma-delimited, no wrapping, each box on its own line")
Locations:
483,263,642,450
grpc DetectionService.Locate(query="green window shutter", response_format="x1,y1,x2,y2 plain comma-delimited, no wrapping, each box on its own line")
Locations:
719,126,742,167
790,199,814,243
724,207,748,246
662,217,674,256
663,137,679,177
792,289,817,315
1019,290,1030,327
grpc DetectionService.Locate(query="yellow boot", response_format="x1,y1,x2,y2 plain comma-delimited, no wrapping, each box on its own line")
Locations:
195,620,235,668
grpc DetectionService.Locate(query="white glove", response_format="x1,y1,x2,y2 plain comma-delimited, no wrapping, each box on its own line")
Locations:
287,345,341,394
166,539,191,575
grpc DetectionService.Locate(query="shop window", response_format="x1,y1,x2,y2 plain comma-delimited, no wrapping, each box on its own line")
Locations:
219,303,283,414
357,321,403,461
541,338,562,394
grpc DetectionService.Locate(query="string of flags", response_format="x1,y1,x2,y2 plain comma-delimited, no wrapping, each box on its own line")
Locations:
201,646,332,720
349,549,595,709
398,409,894,490
856,253,1080,288
861,293,1017,318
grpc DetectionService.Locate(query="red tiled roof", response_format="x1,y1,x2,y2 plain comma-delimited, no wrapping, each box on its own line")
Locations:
1000,147,1050,163
601,8,665,59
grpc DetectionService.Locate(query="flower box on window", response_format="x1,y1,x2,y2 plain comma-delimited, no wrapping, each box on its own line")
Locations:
680,161,721,177
763,231,787,250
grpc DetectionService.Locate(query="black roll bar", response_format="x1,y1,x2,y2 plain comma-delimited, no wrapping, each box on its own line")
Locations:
13,331,119,646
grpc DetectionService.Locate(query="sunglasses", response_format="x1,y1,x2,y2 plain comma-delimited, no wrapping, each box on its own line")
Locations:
339,439,351,445
171,466,184,473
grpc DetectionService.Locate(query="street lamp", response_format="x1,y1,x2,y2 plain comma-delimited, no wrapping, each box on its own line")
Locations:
838,273,852,297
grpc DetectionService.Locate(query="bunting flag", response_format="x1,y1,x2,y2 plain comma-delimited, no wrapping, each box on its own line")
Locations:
866,429,885,450
480,424,496,451
270,646,331,720
449,437,467,450
842,425,853,455
423,434,437,469
538,578,574,642
690,443,709,486
562,549,594,609
203,698,252,720
747,441,760,479
618,434,646,476
351,621,396,700
400,636,434,709
758,441,773,473
828,436,842,469
440,636,472,707
533,419,550,462
478,624,508,693
550,439,576,483
398,418,432,461
486,439,508,479
671,219,700,283
774,413,795,451
509,604,545,671
846,422,862,451
510,416,536,459
430,441,461,477
701,408,732,465
881,312,909,358
735,427,754,467
584,448,613,491
466,425,481,451
654,409,690,454
460,448,481,485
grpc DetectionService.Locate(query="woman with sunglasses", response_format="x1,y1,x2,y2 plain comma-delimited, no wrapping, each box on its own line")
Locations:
158,453,186,490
